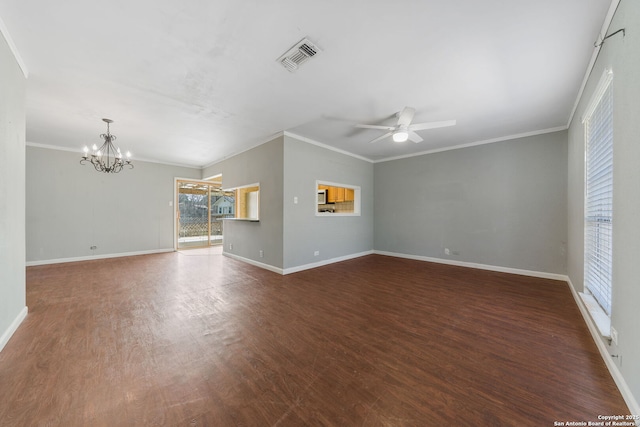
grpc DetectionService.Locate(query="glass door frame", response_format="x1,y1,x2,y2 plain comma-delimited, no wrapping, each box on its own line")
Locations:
174,177,225,250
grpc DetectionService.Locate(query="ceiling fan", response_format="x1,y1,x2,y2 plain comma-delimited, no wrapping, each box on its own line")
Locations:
355,107,456,143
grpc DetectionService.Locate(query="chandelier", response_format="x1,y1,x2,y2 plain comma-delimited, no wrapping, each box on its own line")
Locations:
80,118,133,173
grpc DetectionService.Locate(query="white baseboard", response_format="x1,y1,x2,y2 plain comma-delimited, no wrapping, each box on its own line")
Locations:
222,250,374,275
222,252,284,274
282,250,374,275
373,250,569,281
224,249,564,279
25,248,175,267
0,306,28,353
566,278,640,416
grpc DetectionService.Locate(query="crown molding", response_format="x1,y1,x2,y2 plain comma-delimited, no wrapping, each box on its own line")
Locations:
374,126,568,164
201,131,285,170
0,14,28,78
283,131,374,163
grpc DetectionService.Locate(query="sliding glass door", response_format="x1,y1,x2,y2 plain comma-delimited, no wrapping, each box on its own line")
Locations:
176,179,234,249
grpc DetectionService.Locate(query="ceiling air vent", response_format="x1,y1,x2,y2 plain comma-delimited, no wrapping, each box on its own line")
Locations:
277,38,321,72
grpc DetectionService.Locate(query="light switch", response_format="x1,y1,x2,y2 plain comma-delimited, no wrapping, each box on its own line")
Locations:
294,196,298,204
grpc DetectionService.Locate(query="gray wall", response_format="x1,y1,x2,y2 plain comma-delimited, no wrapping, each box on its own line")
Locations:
374,131,568,274
283,135,374,269
0,31,26,349
205,136,285,269
26,146,200,262
567,0,640,404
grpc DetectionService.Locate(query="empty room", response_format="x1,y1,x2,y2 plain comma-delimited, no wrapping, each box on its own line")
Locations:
1,0,639,425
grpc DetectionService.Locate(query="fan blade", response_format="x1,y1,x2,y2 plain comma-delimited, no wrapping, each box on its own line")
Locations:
397,107,415,126
355,124,396,130
368,132,393,144
408,131,423,143
409,119,457,131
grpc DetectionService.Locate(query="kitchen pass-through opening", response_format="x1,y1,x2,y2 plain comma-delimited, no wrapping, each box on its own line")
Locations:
316,181,361,216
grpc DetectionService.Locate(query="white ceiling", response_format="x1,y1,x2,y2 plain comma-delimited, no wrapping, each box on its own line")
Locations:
0,0,612,167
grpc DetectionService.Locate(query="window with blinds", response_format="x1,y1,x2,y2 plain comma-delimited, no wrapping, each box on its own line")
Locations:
583,69,613,316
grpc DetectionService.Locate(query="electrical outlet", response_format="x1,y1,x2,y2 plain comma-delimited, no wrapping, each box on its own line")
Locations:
259,250,264,258
611,326,618,346
444,248,450,255
90,245,97,250
314,251,319,256
229,244,233,250
294,196,298,204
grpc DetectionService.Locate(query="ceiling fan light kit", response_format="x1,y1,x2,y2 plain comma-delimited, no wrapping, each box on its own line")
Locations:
355,106,456,144
392,130,409,142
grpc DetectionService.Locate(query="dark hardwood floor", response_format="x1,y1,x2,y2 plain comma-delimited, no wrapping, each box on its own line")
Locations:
0,252,629,426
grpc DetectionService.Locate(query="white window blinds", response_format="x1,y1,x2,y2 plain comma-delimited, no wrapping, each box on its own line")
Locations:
583,69,614,315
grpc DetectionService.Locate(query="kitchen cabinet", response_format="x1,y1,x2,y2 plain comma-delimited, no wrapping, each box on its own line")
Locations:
327,186,345,203
323,186,354,203
345,188,354,202
327,187,336,203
